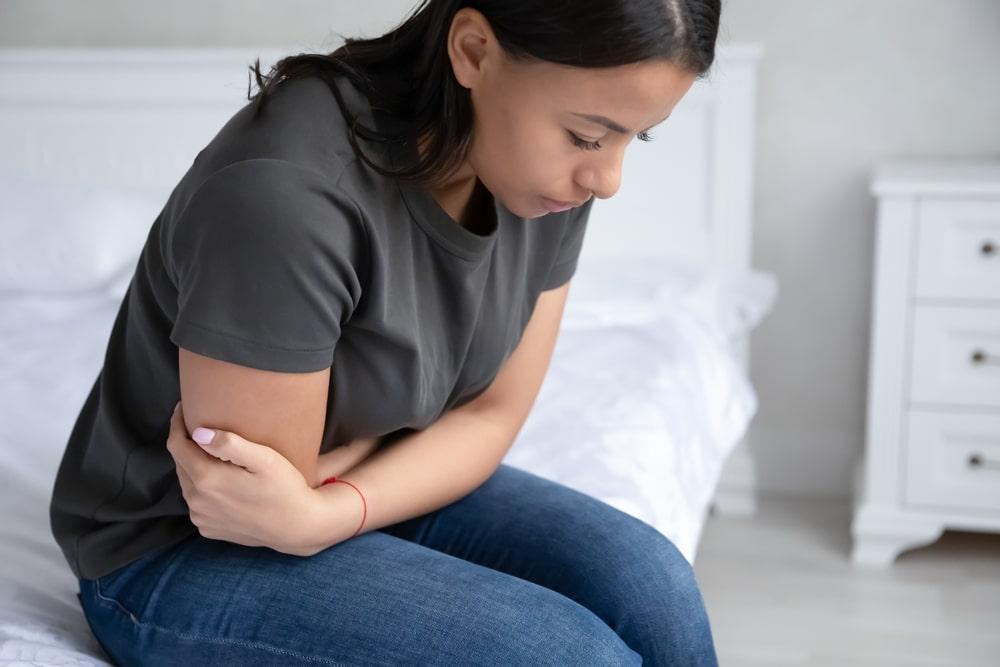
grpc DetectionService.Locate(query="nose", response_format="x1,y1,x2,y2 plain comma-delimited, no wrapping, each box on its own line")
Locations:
578,153,623,201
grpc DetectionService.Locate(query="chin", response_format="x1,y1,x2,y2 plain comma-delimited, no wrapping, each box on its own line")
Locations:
507,195,550,220
522,208,550,220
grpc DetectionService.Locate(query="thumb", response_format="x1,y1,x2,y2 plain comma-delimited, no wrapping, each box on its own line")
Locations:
191,427,273,473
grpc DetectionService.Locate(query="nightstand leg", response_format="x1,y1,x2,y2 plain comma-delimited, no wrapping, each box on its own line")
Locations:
850,505,945,567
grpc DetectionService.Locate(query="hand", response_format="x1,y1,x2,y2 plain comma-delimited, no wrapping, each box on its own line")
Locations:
166,401,318,557
316,435,382,484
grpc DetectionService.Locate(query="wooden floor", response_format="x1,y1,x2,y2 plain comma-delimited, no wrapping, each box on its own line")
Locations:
692,495,1000,666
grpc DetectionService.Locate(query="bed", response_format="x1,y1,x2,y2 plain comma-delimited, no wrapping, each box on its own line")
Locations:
0,45,774,665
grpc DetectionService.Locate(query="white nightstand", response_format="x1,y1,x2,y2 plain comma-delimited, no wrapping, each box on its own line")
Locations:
851,160,1000,567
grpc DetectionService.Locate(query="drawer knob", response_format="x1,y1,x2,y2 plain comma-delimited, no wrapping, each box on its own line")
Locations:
982,240,996,256
968,453,1000,469
970,349,1000,365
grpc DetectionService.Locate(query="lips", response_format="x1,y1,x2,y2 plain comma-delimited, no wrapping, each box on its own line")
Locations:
541,196,584,213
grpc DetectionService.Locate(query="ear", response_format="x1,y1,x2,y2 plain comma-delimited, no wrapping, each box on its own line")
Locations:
447,7,497,90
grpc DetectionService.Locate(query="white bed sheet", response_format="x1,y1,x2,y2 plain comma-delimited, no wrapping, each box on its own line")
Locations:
506,256,773,563
2,293,121,666
0,258,774,666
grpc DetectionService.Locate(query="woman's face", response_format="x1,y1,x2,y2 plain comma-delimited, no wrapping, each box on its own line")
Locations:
446,8,700,220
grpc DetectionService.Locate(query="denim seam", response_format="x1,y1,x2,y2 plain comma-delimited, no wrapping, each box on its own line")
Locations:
144,622,355,666
88,582,353,666
93,578,141,625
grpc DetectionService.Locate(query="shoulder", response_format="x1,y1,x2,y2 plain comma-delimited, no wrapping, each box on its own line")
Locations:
167,158,370,285
250,75,367,168
177,158,364,237
165,158,369,371
187,74,370,188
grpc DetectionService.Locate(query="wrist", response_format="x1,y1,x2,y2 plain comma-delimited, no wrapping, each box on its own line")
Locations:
280,486,321,557
299,479,366,556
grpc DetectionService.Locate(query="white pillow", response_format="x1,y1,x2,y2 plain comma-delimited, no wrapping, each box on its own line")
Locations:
0,175,163,295
565,255,778,341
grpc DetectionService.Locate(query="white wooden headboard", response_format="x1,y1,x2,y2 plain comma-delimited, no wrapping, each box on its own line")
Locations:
0,45,760,261
0,45,763,514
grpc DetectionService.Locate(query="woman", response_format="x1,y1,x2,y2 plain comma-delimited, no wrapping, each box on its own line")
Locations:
52,1,722,664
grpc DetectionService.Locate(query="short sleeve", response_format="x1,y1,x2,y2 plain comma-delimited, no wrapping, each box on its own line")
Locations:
541,197,594,291
167,159,367,373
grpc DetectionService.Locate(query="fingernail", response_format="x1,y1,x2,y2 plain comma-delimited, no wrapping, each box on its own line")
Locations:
192,427,215,446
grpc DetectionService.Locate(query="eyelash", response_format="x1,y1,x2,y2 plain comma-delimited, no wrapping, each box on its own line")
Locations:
567,130,655,151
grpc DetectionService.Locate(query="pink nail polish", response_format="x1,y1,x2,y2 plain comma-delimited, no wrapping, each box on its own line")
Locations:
192,427,215,446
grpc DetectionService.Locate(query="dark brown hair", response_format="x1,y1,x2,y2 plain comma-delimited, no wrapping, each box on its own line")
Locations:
247,0,721,190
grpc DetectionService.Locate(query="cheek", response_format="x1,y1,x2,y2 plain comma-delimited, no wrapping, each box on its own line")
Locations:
472,100,568,215
477,151,552,218
488,129,564,197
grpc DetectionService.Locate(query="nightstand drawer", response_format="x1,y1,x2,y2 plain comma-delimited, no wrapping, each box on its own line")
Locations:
904,411,1000,513
909,305,1000,408
915,199,1000,301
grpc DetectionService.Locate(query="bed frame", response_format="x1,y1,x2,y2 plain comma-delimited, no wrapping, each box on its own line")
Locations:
0,45,763,515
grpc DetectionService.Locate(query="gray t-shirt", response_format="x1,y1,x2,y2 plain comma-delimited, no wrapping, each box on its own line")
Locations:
50,72,593,581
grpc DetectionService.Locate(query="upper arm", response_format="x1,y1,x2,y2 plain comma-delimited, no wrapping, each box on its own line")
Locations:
178,348,329,487
167,160,366,487
460,279,572,445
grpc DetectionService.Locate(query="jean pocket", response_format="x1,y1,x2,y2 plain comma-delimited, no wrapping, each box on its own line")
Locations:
93,536,197,625
92,576,141,625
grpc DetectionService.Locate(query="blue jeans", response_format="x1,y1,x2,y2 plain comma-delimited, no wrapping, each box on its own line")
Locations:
78,464,719,665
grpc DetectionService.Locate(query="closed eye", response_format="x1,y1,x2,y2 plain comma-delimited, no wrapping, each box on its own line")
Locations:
567,130,601,151
568,129,655,151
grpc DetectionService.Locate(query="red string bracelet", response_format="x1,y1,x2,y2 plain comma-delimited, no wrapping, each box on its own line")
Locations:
321,475,367,538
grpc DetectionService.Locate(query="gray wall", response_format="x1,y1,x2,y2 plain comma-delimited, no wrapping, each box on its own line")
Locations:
721,1,1000,498
3,0,999,498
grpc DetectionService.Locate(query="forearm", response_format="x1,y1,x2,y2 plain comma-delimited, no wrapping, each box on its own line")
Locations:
300,405,514,554
314,434,382,484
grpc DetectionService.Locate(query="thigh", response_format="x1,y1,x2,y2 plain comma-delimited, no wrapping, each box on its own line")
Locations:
380,463,719,666
79,529,640,666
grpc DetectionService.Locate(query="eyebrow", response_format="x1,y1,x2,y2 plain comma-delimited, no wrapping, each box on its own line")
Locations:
569,111,671,135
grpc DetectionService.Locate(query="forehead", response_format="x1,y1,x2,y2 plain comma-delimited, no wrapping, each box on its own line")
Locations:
500,58,697,130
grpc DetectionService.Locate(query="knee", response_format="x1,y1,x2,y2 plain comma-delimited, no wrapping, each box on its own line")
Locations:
562,504,709,615
523,596,643,666
591,514,696,587
602,522,719,664
632,522,702,599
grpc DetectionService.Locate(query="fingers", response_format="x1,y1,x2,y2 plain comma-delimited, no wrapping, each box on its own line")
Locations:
167,400,251,494
175,455,195,505
193,429,270,473
166,399,211,483
167,401,185,453
168,411,198,510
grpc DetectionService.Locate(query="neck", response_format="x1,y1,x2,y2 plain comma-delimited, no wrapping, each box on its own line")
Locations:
416,132,485,230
